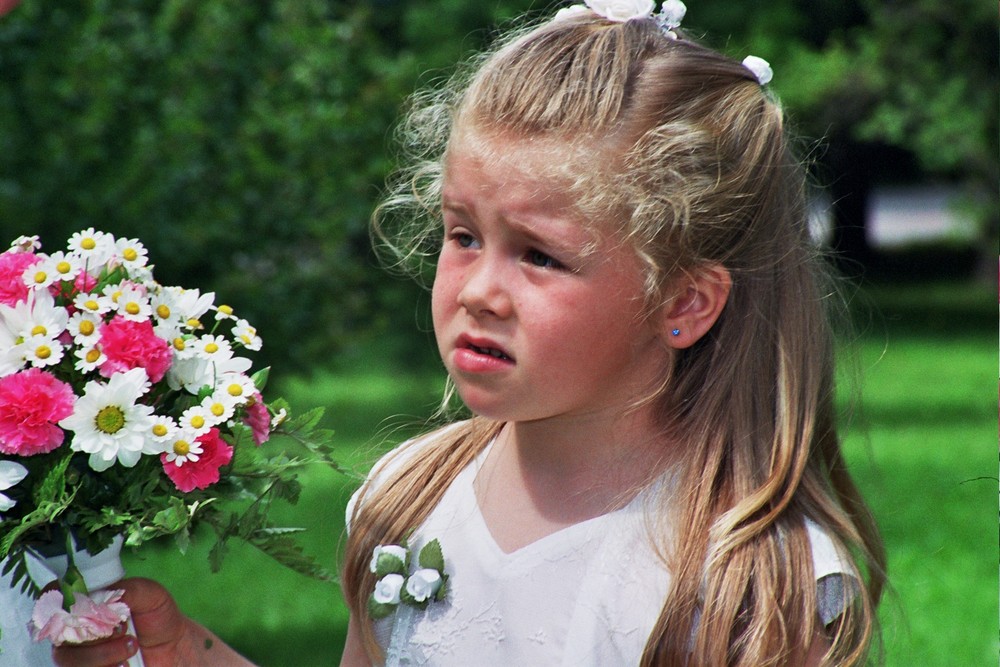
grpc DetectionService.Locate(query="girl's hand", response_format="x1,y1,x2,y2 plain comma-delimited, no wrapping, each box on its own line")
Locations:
51,578,256,667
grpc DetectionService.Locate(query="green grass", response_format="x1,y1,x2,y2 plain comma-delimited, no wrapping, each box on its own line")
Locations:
122,279,997,666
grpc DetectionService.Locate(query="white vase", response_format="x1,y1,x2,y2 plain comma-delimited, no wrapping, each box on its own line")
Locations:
28,534,146,667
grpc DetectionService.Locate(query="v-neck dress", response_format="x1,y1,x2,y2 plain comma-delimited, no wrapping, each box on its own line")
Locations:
349,428,849,666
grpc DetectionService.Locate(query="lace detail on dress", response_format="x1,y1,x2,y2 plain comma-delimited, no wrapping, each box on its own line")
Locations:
391,598,507,665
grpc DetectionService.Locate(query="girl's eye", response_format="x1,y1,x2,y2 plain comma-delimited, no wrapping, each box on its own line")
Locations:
454,233,479,249
526,249,563,270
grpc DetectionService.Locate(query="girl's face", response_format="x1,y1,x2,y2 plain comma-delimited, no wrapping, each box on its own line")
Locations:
432,135,671,425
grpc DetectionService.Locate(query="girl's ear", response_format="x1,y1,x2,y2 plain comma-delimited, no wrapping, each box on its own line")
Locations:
659,265,732,349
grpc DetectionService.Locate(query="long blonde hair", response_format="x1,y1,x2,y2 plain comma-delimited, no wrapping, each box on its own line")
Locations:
346,10,885,666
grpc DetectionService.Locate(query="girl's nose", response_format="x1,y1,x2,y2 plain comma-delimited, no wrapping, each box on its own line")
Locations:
457,256,513,319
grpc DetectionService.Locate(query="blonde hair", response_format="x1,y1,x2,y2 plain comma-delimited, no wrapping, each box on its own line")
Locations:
347,11,885,666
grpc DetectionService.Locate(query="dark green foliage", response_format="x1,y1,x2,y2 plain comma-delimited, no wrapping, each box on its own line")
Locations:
0,0,993,375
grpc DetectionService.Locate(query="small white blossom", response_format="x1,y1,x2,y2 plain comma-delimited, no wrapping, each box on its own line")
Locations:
373,574,405,605
742,55,773,85
584,0,654,22
10,235,40,252
0,461,29,514
370,544,409,573
405,569,443,603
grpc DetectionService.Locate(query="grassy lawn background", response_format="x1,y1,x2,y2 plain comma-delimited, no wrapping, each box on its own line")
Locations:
123,278,997,666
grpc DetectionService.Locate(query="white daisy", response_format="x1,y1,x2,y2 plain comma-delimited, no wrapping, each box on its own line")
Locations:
163,432,203,467
191,335,233,362
72,292,113,317
22,334,64,368
217,373,257,405
59,367,156,471
113,237,148,270
114,284,152,322
73,345,106,373
201,392,237,424
0,460,29,514
167,355,252,395
10,235,40,252
45,251,83,283
67,311,102,346
22,259,58,290
147,415,179,447
0,289,68,341
179,405,214,435
231,318,262,351
67,228,114,266
213,304,236,321
171,288,216,327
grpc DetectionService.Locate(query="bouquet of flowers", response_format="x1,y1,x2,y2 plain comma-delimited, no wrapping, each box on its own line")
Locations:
0,229,341,655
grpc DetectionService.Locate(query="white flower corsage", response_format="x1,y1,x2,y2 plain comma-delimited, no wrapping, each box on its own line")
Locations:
368,539,448,619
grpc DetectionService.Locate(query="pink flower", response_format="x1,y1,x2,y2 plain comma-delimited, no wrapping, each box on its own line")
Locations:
29,588,131,646
243,392,271,445
73,271,98,294
0,368,75,455
161,427,233,492
98,316,172,383
0,250,41,306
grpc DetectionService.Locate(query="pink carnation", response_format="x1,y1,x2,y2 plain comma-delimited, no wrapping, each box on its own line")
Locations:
161,427,233,492
0,250,41,306
98,316,172,383
29,588,131,646
73,271,98,294
0,368,76,455
243,392,271,445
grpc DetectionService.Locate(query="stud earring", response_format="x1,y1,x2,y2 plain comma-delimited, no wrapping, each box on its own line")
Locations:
671,328,681,336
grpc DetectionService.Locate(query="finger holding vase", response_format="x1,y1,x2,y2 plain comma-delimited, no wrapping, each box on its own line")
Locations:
0,230,341,664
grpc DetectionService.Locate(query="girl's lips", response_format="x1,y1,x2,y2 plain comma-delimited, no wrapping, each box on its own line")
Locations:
452,335,515,372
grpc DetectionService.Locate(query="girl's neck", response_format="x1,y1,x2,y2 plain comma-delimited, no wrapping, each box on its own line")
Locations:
473,412,669,552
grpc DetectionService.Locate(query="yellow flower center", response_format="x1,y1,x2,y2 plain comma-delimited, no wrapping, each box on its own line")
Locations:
218,304,233,316
186,318,201,329
156,305,171,319
84,299,99,311
152,424,168,437
30,325,47,336
35,345,51,359
173,338,186,351
227,384,244,397
56,261,72,274
33,271,47,284
173,440,191,456
204,342,219,354
209,403,226,417
81,238,96,250
190,415,206,429
79,320,95,336
85,348,101,363
95,405,126,434
123,248,138,261
125,302,141,315
111,290,122,303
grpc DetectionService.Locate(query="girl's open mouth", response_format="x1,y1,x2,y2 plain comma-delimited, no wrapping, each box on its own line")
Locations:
468,343,512,361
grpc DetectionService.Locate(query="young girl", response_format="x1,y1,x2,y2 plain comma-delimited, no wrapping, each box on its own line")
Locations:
54,2,885,666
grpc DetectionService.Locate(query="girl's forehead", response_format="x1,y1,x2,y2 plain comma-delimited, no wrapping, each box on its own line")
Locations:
444,125,605,187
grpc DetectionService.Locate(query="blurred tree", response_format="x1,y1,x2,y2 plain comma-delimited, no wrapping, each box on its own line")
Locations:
0,0,992,375
0,0,532,373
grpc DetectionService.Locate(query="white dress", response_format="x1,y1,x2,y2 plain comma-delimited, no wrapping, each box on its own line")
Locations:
350,430,850,666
